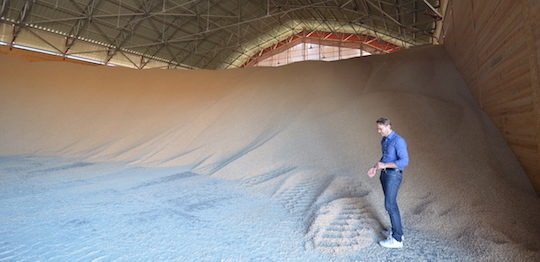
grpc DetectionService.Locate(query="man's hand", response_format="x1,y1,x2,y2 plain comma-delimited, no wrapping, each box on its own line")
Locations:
376,162,387,169
367,167,377,178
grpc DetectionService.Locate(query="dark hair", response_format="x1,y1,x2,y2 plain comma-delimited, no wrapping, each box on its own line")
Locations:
376,117,391,126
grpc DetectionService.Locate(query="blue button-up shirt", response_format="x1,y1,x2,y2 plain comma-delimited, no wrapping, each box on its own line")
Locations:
380,131,409,171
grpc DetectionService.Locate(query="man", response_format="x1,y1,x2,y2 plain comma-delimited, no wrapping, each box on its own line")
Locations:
367,117,409,248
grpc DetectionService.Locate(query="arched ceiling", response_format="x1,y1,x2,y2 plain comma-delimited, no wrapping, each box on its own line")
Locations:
0,0,444,69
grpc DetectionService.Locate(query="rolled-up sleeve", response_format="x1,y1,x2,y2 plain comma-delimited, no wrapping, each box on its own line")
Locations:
394,138,409,170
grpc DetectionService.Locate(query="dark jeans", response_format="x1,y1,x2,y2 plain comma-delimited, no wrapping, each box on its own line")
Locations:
380,169,403,242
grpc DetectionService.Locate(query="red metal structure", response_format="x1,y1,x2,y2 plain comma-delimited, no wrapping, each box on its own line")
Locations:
242,31,402,67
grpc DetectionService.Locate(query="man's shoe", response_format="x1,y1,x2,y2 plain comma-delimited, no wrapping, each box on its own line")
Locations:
379,236,404,248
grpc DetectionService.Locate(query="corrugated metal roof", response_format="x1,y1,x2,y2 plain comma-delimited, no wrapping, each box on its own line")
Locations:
0,0,444,69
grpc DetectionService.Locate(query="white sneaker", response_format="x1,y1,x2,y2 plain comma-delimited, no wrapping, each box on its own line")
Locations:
379,236,404,248
381,229,404,241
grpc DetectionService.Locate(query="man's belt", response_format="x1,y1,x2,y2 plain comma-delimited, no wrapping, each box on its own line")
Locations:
383,168,402,173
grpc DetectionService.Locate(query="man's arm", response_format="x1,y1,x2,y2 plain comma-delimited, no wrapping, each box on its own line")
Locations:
370,158,398,177
376,162,398,169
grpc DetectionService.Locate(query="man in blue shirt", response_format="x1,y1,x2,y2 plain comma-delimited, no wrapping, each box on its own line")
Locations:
367,117,409,248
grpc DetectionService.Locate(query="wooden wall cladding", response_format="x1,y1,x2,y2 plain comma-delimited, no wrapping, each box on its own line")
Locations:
442,0,540,195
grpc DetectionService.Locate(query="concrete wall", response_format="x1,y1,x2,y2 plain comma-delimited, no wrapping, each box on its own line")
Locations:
441,0,540,195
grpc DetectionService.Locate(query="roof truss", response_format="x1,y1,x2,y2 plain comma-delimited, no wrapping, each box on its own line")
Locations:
0,0,443,69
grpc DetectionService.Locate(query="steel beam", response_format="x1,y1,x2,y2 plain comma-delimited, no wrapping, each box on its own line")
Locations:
139,12,195,68
198,0,258,68
180,0,250,68
169,2,249,68
118,49,140,68
114,0,221,52
344,2,433,43
64,0,104,55
370,0,402,26
57,0,116,45
166,0,243,68
104,0,162,64
118,0,213,68
422,0,442,18
26,28,63,53
191,0,335,68
394,0,403,37
0,0,10,19
10,0,35,47
140,0,333,48
304,0,339,34
30,11,239,24
432,0,447,44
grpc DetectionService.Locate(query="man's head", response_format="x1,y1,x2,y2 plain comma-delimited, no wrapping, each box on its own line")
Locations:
376,117,393,137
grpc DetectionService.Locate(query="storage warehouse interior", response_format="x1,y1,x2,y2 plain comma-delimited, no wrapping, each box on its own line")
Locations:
1,0,539,261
